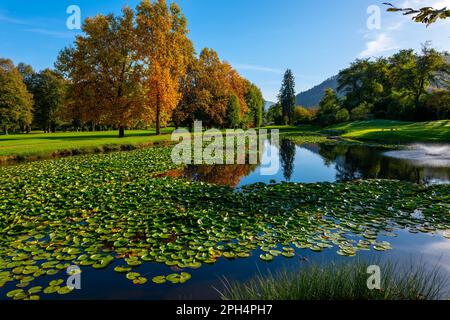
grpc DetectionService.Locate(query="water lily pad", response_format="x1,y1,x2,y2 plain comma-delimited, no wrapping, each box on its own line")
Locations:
114,266,132,273
57,286,73,295
259,254,273,262
126,272,140,280
152,276,166,284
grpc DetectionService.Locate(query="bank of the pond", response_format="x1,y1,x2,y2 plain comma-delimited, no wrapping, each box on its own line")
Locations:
0,129,175,164
327,120,450,143
0,147,449,300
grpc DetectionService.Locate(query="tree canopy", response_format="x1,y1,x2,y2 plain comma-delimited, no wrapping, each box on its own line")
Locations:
0,59,33,134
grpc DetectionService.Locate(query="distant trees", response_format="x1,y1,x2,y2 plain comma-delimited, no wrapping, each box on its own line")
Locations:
337,46,449,121
278,70,296,124
0,59,33,134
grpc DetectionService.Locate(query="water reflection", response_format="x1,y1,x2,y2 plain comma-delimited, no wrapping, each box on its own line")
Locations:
171,141,450,187
280,139,296,181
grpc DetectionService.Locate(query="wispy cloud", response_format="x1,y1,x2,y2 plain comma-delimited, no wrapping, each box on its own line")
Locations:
234,63,283,74
0,12,32,26
26,28,79,39
0,11,77,39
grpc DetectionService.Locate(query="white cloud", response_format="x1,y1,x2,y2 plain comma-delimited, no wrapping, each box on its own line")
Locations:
359,33,399,58
358,0,450,59
400,0,450,8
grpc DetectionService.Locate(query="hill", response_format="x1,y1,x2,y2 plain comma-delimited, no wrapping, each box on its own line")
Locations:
295,75,340,108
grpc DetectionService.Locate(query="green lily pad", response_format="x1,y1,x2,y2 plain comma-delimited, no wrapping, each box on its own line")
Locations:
152,276,166,284
259,254,273,262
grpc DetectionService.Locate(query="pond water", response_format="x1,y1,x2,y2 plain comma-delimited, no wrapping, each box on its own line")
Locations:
1,142,449,300
175,141,450,187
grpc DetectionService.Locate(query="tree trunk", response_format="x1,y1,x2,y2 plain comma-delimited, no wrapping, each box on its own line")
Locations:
119,125,125,138
4,127,7,135
156,97,161,135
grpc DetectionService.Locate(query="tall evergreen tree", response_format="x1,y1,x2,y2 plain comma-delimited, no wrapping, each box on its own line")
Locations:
278,69,296,124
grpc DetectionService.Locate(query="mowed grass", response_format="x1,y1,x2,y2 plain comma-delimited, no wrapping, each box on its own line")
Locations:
328,120,450,143
0,128,175,158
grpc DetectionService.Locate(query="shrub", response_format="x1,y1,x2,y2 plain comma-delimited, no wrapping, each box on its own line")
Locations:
294,106,313,124
352,102,372,120
335,108,350,123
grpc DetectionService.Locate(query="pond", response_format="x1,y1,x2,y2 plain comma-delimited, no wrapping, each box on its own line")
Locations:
0,145,449,300
174,141,450,187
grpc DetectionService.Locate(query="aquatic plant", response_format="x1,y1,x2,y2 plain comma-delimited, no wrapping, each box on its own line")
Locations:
0,147,449,299
219,260,449,300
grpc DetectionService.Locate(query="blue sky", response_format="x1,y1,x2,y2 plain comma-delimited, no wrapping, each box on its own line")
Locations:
1,0,449,101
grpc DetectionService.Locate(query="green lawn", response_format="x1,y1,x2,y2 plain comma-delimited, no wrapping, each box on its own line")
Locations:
328,120,450,143
0,128,175,158
1,120,448,160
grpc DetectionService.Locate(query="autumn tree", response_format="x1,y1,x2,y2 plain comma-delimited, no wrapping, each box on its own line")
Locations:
174,48,249,129
56,7,146,137
0,59,33,134
136,0,194,135
278,69,296,125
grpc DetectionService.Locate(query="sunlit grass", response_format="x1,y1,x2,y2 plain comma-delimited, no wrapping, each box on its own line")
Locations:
329,120,450,143
219,260,448,300
0,128,175,157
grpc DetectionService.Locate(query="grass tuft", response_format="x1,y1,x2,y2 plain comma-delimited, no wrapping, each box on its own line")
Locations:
218,260,448,300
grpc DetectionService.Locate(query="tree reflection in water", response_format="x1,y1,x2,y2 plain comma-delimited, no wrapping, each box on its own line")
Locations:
280,139,296,181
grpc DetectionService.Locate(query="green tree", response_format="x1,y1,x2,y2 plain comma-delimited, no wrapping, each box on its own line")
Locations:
30,69,66,132
0,59,33,134
413,46,449,110
244,82,264,128
317,88,340,126
17,63,35,90
226,94,241,128
266,103,283,125
278,69,296,124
